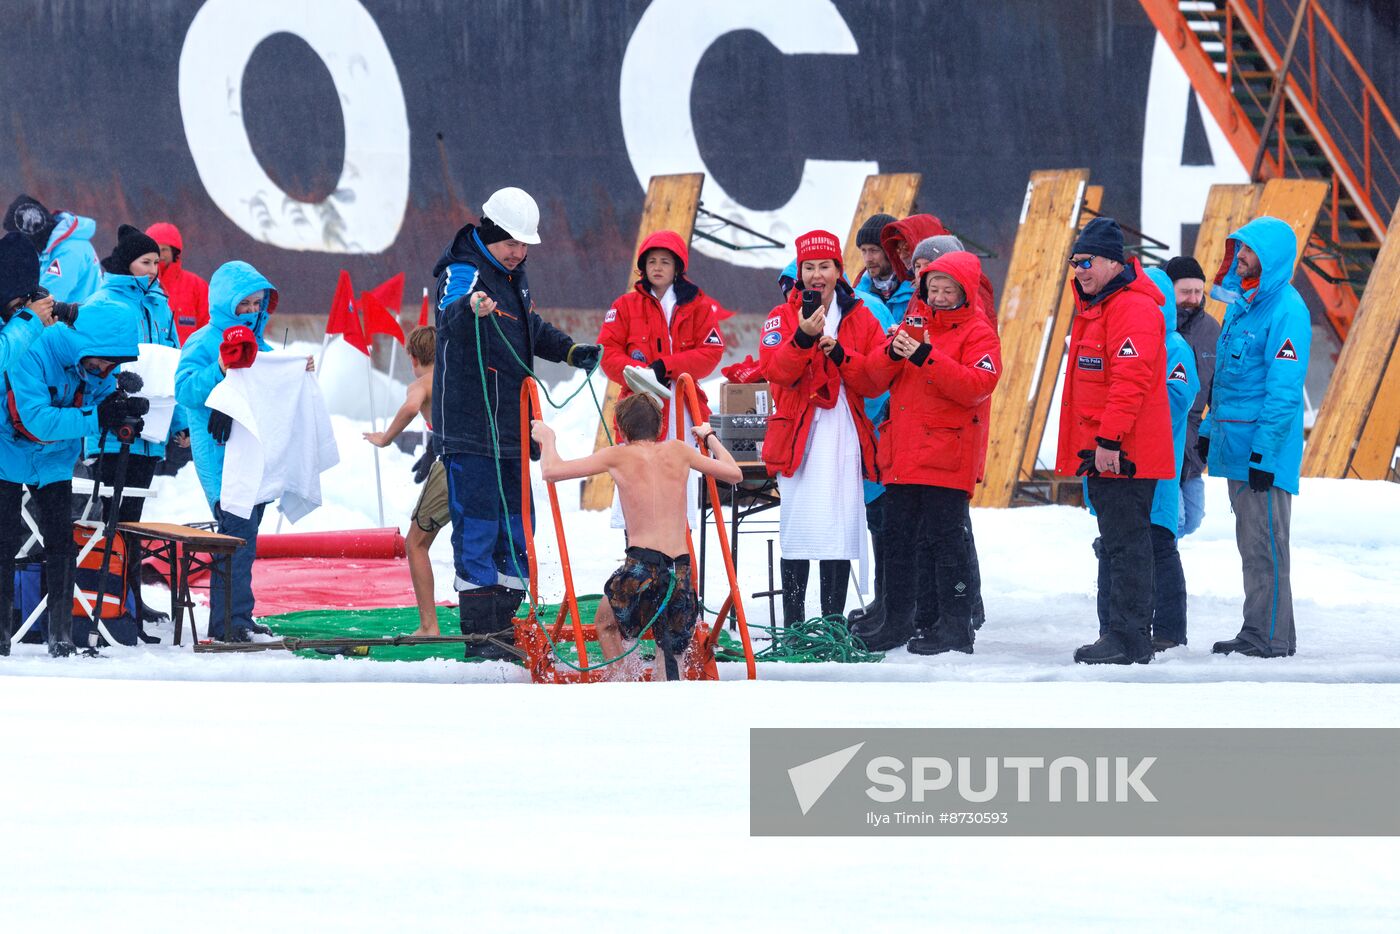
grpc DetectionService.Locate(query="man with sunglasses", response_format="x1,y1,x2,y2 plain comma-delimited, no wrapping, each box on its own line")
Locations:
1056,217,1174,665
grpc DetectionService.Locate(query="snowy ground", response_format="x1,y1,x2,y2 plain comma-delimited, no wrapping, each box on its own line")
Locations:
2,359,1397,930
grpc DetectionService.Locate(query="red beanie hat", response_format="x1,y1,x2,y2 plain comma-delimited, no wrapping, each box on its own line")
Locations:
795,229,842,270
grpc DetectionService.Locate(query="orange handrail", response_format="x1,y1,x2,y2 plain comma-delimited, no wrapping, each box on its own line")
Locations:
518,378,590,669
673,374,757,679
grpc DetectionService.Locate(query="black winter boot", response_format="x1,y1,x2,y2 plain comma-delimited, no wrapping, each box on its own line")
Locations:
46,557,76,658
907,616,975,655
780,559,809,628
1073,632,1151,665
460,587,513,662
855,569,916,653
818,560,849,618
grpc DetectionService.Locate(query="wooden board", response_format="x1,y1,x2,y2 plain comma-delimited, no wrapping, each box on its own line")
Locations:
1253,178,1329,273
1019,185,1103,480
1194,183,1262,323
841,173,922,275
580,173,704,510
1304,196,1400,479
974,169,1091,508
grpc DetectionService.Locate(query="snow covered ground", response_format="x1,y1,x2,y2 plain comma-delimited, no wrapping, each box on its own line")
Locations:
2,359,1397,930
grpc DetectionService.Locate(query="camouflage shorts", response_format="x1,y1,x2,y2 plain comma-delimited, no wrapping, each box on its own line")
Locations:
603,547,699,658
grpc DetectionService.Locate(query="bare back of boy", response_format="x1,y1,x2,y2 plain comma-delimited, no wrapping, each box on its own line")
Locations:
607,440,696,560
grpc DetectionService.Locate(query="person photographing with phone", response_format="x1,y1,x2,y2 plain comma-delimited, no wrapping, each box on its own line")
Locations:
758,230,886,628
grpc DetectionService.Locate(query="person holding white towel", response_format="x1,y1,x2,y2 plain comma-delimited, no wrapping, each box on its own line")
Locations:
175,262,314,642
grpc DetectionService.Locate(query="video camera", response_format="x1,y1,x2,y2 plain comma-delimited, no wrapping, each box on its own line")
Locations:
110,371,150,445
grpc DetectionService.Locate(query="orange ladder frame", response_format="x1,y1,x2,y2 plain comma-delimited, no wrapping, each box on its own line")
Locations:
512,375,757,682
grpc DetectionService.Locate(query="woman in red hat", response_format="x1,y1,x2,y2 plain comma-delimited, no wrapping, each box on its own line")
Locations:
759,230,887,626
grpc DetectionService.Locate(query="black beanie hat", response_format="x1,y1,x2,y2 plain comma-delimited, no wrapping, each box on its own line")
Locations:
1164,255,1206,282
1072,216,1125,264
4,194,56,252
856,213,896,248
477,215,512,246
0,231,41,308
101,223,161,275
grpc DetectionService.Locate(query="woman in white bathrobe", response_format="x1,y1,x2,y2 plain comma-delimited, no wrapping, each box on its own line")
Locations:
758,230,887,626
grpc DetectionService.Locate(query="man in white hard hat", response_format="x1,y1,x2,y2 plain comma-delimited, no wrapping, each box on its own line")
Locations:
429,186,602,661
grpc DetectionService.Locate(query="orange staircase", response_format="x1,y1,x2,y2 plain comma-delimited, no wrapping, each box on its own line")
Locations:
1139,0,1399,338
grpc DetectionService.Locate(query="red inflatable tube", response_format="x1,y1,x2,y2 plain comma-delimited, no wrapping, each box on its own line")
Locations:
254,528,407,559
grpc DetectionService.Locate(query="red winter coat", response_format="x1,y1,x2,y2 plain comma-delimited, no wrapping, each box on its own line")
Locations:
880,214,948,280
1055,258,1175,480
860,252,1002,496
598,231,728,433
759,284,884,479
147,222,209,344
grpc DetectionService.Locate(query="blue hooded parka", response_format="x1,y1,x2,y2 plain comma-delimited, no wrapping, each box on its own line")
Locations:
83,273,185,458
39,212,104,303
1199,217,1311,495
0,308,138,486
175,262,276,509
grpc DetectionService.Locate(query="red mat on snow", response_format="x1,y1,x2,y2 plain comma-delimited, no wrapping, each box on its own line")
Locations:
160,528,425,615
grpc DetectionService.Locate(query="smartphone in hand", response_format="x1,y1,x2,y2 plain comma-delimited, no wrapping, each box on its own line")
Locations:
801,289,821,319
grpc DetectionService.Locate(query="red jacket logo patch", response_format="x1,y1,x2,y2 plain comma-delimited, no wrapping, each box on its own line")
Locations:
762,315,782,332
46,259,61,277
604,308,618,323
703,327,723,346
1116,337,1139,358
973,354,996,373
1168,361,1188,382
1275,338,1298,361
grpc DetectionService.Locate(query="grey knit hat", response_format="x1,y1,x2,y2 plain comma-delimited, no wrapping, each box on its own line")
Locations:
911,234,966,270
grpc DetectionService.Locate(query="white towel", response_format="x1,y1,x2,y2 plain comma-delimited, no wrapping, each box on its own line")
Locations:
126,343,183,444
207,351,340,522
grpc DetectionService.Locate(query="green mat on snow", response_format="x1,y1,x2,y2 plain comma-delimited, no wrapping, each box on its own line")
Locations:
261,598,881,665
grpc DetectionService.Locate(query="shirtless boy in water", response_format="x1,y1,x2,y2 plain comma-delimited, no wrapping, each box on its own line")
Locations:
531,394,741,680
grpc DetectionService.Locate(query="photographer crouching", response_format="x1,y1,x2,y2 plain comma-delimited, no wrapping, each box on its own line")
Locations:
0,302,146,657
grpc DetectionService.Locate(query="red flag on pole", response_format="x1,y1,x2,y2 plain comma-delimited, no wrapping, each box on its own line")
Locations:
366,272,405,314
418,287,431,327
326,269,370,356
360,290,405,345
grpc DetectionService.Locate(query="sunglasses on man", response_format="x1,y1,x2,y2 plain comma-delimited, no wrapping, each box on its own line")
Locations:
1068,257,1095,270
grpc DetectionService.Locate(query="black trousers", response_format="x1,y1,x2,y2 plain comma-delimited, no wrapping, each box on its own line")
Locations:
1095,524,1188,644
865,494,886,604
1085,477,1156,652
0,479,76,650
882,484,977,624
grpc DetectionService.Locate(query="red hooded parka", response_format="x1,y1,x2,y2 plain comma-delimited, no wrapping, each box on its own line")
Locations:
857,252,1002,496
146,222,209,344
759,283,885,479
598,230,728,431
1055,257,1175,480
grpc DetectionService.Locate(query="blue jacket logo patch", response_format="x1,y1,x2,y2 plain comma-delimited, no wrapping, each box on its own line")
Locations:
1275,338,1298,361
1168,362,1188,382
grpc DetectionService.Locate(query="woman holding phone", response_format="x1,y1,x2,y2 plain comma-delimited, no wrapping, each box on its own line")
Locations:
758,230,886,627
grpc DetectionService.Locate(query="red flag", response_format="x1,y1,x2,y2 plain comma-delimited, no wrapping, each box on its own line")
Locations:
360,290,405,345
326,269,370,356
418,287,430,328
366,272,405,314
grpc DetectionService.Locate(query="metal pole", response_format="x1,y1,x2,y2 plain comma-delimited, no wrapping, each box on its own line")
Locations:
1250,0,1311,181
366,345,386,526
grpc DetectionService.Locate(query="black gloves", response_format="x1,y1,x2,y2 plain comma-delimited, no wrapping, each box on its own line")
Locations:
1248,452,1274,492
1196,436,1210,462
412,448,437,484
208,410,233,445
566,343,602,371
1075,449,1099,477
826,342,846,366
908,343,932,367
650,359,670,386
96,392,149,430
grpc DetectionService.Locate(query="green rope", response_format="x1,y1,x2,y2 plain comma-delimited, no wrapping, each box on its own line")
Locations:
713,614,885,665
472,307,663,674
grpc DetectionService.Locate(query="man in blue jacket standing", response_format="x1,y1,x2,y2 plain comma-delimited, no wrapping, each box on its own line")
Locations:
1198,217,1310,658
430,187,601,660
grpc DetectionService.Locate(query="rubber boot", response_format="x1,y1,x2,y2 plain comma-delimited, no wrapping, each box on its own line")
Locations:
46,555,76,658
780,559,809,628
855,570,916,653
491,587,524,660
907,616,975,655
1073,631,1151,665
459,587,500,661
818,560,849,619
0,559,13,657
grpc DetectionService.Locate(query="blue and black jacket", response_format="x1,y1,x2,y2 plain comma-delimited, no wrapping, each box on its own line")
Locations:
430,225,576,459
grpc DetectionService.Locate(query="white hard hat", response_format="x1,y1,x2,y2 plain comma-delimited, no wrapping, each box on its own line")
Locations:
481,187,541,245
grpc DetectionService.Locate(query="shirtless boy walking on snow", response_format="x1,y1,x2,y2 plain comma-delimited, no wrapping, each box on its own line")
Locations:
531,394,741,680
